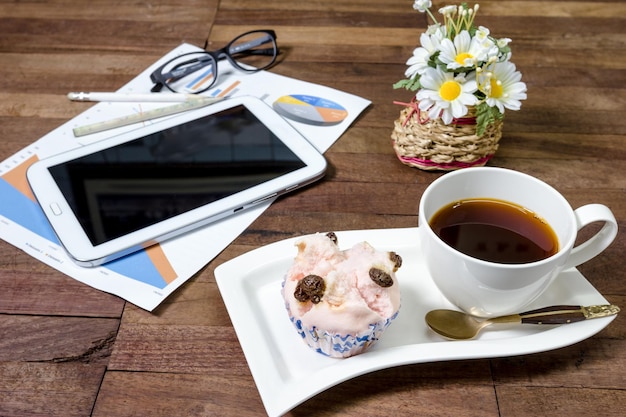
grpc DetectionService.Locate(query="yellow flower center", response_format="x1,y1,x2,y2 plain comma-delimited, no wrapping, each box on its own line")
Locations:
490,79,503,98
439,80,462,101
455,52,473,66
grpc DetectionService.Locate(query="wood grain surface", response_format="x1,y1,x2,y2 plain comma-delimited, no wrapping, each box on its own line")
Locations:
1,1,624,416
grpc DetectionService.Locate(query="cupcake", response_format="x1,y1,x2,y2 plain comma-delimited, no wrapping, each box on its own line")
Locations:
282,232,402,358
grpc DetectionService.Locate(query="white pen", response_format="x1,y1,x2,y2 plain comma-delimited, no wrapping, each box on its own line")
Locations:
68,91,199,102
72,96,223,137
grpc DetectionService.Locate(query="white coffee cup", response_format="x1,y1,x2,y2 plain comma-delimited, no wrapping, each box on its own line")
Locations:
419,167,618,317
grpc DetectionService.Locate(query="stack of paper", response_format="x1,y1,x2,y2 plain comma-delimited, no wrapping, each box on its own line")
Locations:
0,43,370,310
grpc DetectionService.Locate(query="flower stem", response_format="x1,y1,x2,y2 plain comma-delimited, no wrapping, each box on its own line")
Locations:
426,8,438,25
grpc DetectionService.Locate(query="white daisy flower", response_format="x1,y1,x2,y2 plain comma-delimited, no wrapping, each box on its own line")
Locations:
416,67,479,124
475,26,490,42
413,0,431,12
497,37,512,48
438,5,457,16
438,30,491,70
482,61,527,113
495,37,513,61
425,23,444,36
405,29,444,78
474,26,497,56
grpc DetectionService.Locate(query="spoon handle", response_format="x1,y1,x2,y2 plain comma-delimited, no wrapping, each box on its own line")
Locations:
519,304,620,324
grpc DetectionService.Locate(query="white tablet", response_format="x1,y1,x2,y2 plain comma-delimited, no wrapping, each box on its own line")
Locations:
27,96,327,267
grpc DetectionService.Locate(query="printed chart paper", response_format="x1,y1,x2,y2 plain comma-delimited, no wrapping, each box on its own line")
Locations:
0,43,371,311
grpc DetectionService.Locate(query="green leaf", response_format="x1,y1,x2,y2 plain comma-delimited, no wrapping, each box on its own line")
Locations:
393,76,422,91
475,102,503,136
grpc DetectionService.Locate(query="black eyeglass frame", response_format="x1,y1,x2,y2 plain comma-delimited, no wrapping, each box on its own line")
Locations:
149,29,279,94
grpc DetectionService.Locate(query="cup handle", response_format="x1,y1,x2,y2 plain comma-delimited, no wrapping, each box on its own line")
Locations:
563,204,618,270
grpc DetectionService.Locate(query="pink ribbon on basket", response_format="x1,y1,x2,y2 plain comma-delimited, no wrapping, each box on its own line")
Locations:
393,99,423,126
397,154,494,170
393,99,477,126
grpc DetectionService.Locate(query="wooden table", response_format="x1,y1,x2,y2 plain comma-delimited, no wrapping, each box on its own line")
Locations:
1,1,624,415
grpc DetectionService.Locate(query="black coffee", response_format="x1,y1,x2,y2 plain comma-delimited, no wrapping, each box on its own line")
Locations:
429,198,559,264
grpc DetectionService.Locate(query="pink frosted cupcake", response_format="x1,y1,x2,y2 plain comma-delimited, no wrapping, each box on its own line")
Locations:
282,232,402,358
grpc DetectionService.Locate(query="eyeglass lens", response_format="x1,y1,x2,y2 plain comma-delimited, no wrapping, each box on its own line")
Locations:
157,31,277,94
227,31,277,71
159,54,217,94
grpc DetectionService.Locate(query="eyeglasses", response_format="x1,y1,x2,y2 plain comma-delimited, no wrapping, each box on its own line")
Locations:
150,30,278,94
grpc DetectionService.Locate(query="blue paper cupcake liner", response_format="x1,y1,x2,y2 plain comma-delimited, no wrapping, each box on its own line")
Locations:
288,309,399,358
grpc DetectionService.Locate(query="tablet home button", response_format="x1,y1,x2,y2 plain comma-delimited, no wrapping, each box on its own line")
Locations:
50,203,63,216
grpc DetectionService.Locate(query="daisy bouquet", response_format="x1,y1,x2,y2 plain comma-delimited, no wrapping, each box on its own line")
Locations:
394,1,527,136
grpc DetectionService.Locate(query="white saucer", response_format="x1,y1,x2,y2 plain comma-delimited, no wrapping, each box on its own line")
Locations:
215,227,615,417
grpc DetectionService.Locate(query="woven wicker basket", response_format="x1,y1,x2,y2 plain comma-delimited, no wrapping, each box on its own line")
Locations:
391,103,503,171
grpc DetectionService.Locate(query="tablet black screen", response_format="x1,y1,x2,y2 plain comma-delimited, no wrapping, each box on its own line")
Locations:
48,105,306,245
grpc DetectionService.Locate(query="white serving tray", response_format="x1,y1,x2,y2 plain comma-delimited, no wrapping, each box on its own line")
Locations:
215,227,615,417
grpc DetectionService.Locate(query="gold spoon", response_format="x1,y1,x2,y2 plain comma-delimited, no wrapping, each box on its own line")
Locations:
425,304,620,340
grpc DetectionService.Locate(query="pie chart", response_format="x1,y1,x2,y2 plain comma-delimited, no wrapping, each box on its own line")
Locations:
273,95,348,126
